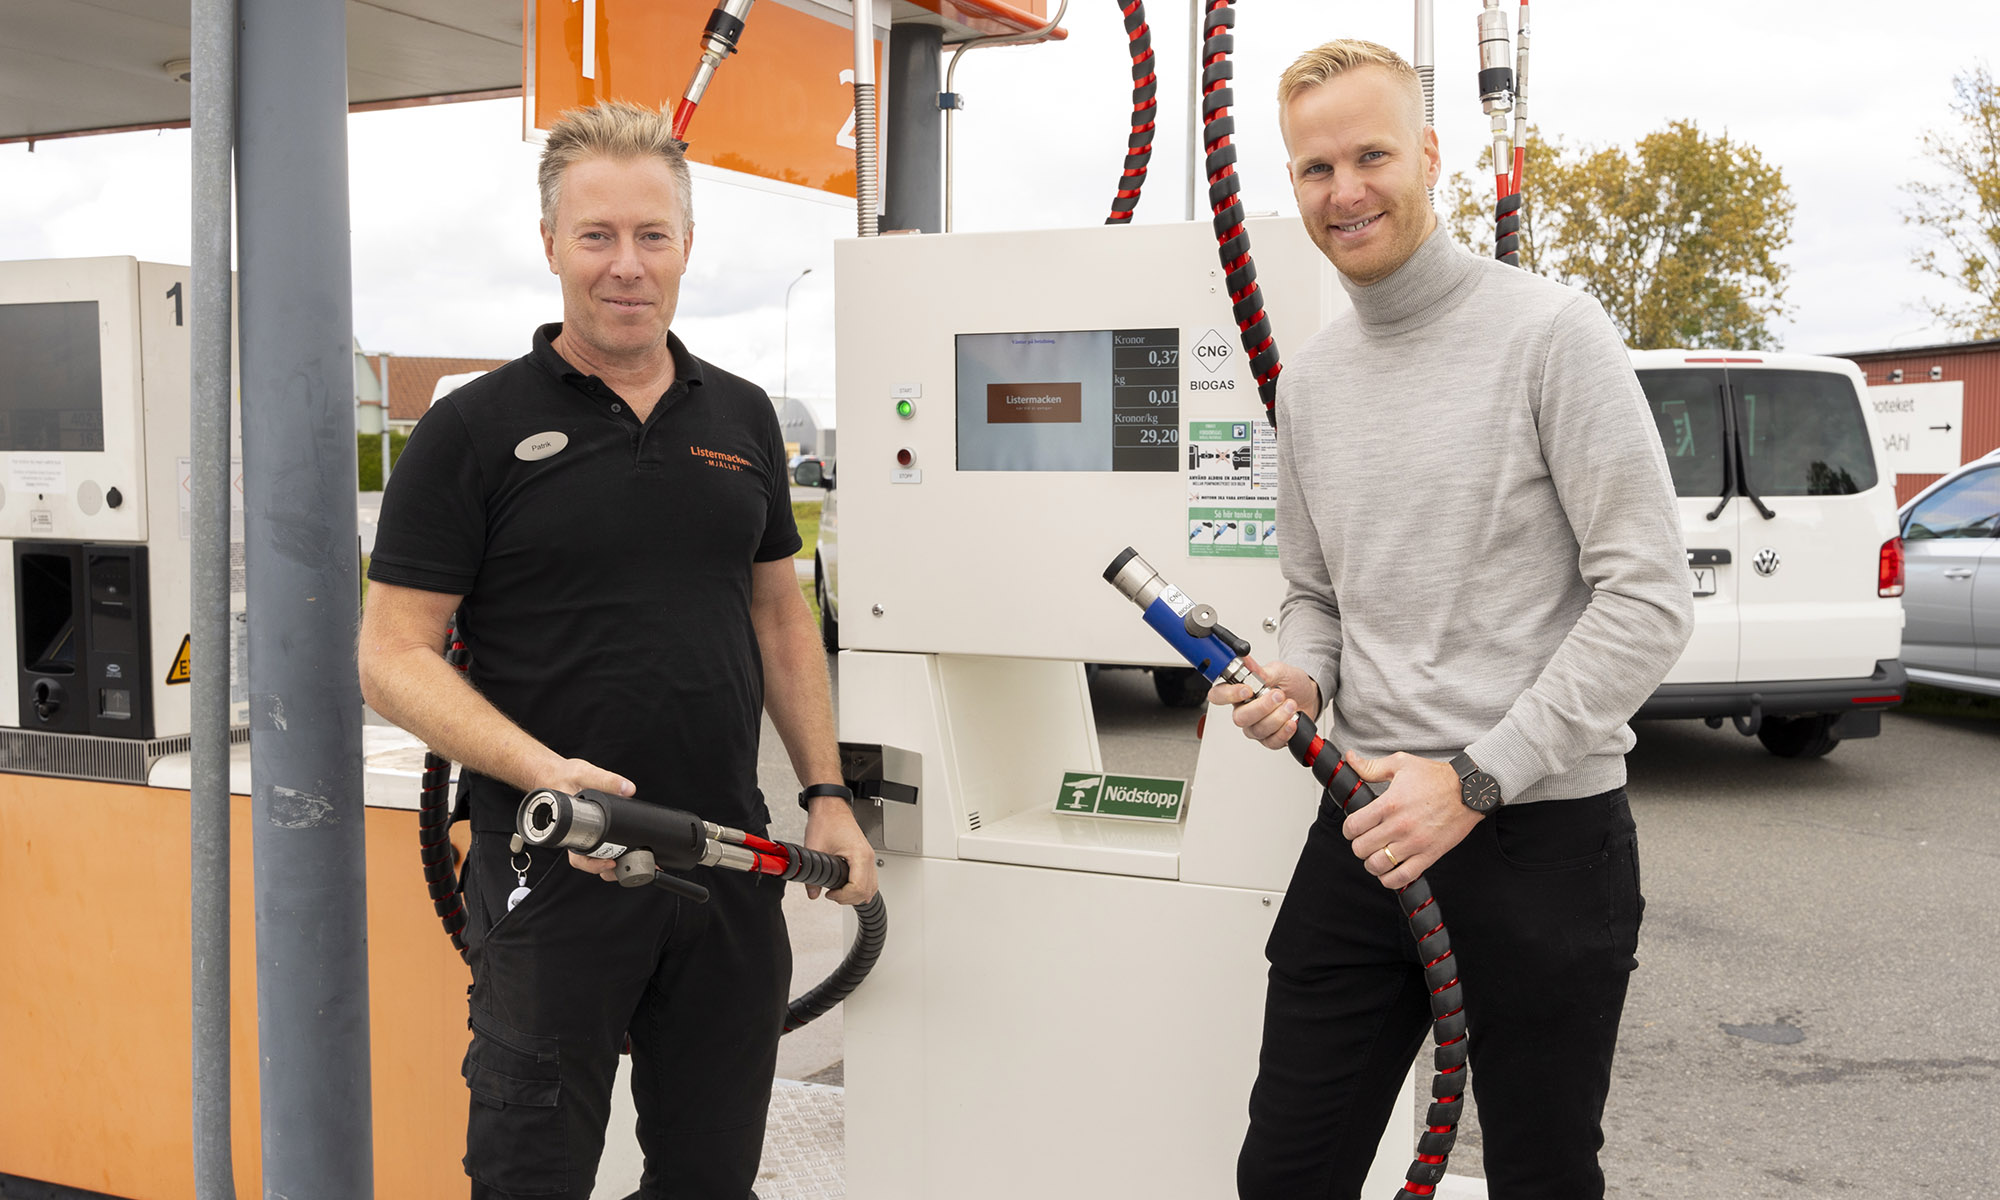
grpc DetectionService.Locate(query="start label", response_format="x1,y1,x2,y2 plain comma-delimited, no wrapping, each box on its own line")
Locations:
1055,771,1187,823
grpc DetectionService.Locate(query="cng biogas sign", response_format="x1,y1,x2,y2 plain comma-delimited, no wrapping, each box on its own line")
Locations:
1055,772,1187,823
525,0,884,199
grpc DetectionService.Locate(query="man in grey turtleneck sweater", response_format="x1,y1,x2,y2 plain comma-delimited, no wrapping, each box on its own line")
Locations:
1211,40,1693,1200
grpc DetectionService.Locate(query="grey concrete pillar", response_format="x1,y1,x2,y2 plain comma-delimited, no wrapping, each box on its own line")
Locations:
237,0,373,1193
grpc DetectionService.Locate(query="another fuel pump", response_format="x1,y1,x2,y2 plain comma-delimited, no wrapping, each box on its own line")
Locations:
0,257,246,779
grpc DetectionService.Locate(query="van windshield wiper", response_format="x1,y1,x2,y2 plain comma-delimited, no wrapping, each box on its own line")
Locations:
1708,382,1776,520
1729,384,1777,520
1706,383,1738,521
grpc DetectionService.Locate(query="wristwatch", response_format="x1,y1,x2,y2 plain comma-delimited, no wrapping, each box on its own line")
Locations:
1449,753,1503,814
798,782,854,811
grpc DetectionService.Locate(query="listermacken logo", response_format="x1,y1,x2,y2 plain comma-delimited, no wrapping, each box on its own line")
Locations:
691,445,750,471
514,431,569,461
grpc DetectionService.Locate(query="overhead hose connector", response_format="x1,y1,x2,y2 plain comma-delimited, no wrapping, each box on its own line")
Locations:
1199,2,1282,424
672,0,758,145
1105,0,1157,224
1104,548,1470,1197
418,619,474,960
1477,0,1527,268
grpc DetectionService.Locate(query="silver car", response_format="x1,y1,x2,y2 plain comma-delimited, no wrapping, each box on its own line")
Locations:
1898,447,2000,697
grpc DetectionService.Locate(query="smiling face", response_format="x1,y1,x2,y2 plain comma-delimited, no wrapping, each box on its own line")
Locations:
1281,65,1441,286
540,154,693,367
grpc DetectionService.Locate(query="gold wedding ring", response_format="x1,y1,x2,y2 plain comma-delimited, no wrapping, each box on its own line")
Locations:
1383,845,1400,868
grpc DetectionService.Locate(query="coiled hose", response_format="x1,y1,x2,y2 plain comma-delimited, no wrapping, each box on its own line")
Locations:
1198,2,1283,423
1104,0,1157,224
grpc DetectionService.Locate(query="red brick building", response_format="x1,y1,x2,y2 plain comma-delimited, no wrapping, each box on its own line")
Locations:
1833,337,2000,505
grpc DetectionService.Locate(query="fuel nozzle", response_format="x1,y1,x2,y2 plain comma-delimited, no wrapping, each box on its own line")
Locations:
672,0,758,144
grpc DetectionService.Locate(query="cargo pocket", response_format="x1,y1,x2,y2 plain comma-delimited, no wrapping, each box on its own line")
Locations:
462,1008,566,1194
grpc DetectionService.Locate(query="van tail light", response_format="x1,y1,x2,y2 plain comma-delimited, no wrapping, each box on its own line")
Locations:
1879,536,1905,597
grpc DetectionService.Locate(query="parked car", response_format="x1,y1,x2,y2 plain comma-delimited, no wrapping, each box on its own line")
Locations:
1896,446,2000,698
1630,351,1907,757
793,456,838,653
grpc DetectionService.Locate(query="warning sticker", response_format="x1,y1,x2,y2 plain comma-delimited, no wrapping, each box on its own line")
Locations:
1186,420,1278,558
165,635,192,685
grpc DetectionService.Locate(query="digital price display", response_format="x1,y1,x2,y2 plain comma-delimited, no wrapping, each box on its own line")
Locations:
956,328,1178,472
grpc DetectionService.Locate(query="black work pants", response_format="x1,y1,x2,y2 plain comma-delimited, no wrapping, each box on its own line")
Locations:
1238,788,1641,1200
460,829,790,1199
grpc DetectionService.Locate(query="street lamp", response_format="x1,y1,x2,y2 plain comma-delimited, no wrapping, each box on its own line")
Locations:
783,267,813,402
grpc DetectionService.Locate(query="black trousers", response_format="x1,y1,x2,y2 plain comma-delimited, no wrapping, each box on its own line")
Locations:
1238,788,1641,1200
460,829,791,1199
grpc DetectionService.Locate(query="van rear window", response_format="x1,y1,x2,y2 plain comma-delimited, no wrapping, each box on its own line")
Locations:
1637,368,1878,498
1735,371,1877,497
1638,368,1726,497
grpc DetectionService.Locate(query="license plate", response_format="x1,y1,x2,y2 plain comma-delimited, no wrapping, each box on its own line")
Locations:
1691,567,1716,596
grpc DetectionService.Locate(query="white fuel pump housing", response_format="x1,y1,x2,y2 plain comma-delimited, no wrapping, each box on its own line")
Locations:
832,219,1415,1198
0,257,245,778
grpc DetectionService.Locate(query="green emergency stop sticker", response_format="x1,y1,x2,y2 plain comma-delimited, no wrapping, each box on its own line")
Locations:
1055,771,1187,822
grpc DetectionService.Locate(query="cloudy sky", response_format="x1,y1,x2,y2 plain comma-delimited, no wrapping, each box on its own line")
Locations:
2,0,1995,422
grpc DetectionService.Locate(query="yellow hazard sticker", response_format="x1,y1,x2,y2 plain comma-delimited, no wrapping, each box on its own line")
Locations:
165,635,192,685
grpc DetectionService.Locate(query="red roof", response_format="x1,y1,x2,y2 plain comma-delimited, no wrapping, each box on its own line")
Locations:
361,354,510,422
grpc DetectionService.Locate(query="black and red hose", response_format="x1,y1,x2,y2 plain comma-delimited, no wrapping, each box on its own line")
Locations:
1104,0,1157,224
418,619,473,960
1199,2,1282,423
1287,718,1469,1196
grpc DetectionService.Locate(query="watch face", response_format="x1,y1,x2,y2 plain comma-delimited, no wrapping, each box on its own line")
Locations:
1462,772,1502,813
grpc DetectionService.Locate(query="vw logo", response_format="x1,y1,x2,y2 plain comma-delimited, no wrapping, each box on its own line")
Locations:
1753,547,1781,577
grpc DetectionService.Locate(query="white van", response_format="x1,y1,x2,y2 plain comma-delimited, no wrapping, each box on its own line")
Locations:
1630,351,1907,757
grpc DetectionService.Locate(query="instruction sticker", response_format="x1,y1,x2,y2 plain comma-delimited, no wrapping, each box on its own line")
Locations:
1185,420,1278,557
1055,771,1187,823
9,455,65,496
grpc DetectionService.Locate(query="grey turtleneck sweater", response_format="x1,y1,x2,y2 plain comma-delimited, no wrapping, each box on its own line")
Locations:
1275,225,1694,806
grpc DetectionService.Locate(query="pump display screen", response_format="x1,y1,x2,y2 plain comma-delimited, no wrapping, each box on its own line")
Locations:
955,328,1178,472
0,301,106,453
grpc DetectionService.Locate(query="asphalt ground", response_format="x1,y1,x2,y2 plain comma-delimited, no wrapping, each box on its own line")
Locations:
1083,665,2000,1198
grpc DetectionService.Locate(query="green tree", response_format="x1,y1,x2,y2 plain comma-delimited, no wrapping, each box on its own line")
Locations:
1447,121,1794,349
1903,64,2000,339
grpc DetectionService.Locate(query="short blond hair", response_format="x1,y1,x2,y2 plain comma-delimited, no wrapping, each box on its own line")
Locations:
537,100,693,231
1277,40,1424,134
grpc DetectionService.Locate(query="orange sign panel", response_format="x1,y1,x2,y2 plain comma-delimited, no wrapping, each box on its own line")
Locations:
526,0,882,199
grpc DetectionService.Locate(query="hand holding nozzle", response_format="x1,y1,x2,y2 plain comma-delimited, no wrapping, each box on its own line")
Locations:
515,787,854,904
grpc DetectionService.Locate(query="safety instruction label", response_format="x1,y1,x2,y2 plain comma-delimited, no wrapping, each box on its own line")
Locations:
1055,771,1187,823
1185,421,1277,558
8,455,65,496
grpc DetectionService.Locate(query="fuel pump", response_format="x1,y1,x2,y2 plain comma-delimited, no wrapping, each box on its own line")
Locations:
0,257,246,777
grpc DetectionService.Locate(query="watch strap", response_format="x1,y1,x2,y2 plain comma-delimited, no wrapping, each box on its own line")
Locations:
1449,752,1479,780
798,783,855,811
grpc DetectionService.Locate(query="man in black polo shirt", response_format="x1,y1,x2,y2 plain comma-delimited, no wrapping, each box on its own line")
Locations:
358,99,875,1200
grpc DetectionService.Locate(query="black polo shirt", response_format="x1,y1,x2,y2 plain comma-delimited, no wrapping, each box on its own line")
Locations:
368,325,801,832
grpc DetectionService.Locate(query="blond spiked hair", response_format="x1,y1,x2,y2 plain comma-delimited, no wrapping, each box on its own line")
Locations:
1276,40,1425,135
537,100,694,231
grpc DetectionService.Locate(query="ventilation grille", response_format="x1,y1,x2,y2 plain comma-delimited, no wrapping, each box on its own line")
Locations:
966,810,982,831
0,727,248,786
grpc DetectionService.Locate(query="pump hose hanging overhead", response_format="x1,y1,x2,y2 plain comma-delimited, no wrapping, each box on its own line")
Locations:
1104,549,1470,1197
1198,2,1283,424
415,624,885,1033
1104,0,1158,224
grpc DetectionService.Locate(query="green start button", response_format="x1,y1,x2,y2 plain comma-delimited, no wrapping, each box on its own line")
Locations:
1055,771,1187,823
